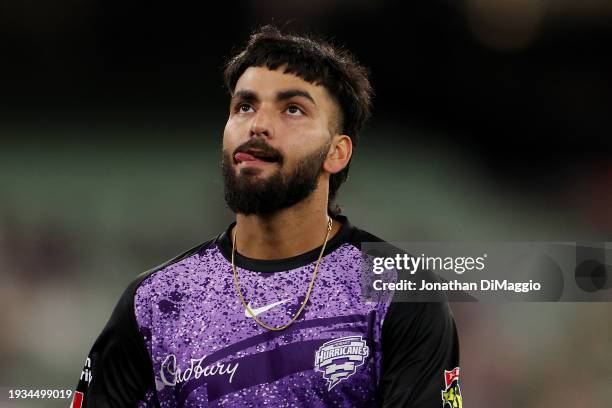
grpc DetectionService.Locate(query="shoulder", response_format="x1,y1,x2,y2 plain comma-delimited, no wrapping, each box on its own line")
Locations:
383,301,455,340
342,218,389,249
126,237,218,309
345,219,476,303
136,237,218,290
340,217,402,257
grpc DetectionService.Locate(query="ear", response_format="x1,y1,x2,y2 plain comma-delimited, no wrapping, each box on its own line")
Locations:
323,135,352,174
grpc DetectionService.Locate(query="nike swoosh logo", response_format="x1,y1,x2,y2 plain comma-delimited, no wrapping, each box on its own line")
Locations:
245,299,290,318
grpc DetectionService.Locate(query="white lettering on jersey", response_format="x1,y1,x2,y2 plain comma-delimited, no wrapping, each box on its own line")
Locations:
160,354,239,387
314,336,369,390
80,357,92,385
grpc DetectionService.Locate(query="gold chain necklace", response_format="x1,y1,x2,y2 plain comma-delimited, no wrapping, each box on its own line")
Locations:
231,217,333,331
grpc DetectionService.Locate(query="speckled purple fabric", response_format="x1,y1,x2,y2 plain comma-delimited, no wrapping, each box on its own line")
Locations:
134,242,391,407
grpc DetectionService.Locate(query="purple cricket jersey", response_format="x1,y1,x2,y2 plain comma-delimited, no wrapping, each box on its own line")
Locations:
72,215,461,408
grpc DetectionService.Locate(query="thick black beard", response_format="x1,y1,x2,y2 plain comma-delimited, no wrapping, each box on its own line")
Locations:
222,141,330,216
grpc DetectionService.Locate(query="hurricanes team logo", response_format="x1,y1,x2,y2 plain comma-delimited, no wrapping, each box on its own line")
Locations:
441,367,463,408
314,336,369,390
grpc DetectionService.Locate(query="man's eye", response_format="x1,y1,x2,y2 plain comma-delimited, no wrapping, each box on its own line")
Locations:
286,105,304,116
237,104,254,113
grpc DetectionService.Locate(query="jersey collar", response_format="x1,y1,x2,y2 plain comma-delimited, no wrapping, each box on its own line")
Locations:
216,214,354,273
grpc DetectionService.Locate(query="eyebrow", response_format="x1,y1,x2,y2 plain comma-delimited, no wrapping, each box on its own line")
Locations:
231,90,258,104
231,89,317,106
276,89,316,106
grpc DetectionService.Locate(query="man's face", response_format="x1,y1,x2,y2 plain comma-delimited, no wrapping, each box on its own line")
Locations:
222,66,339,215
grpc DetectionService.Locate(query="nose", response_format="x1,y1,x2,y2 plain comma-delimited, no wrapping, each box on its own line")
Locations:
249,107,274,139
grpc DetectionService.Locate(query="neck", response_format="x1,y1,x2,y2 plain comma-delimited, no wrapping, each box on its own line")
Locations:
232,192,342,260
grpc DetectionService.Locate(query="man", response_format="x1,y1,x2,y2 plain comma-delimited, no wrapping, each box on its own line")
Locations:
71,26,461,408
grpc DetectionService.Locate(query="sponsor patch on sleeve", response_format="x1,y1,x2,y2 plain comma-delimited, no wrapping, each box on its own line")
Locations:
79,357,93,385
441,367,462,408
71,356,93,408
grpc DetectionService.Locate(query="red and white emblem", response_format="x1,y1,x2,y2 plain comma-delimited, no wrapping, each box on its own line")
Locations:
444,367,460,388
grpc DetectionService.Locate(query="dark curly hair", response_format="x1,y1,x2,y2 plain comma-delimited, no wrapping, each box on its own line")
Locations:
223,25,373,217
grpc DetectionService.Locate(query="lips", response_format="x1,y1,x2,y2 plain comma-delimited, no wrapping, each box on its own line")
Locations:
234,150,277,163
234,152,258,162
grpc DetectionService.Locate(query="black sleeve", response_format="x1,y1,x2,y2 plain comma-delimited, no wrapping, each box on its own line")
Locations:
71,280,158,408
379,301,462,408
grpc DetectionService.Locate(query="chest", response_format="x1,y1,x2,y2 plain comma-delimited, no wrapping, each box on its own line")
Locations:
143,256,384,407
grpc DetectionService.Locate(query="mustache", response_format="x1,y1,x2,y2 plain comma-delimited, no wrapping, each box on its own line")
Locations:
233,139,284,164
